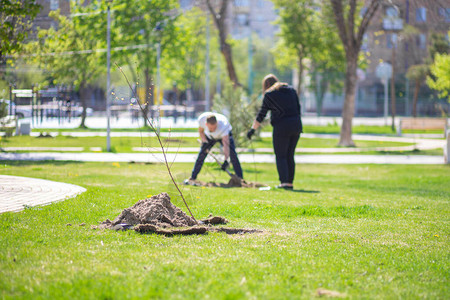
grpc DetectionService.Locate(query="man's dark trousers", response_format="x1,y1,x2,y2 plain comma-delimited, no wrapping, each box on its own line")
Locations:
191,131,243,179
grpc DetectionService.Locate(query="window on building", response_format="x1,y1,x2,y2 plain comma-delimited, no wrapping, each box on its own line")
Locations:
416,7,426,22
180,0,192,9
234,0,249,7
387,33,397,49
360,6,368,17
362,33,369,51
50,0,59,10
438,8,450,22
386,7,399,18
236,14,249,26
417,34,426,49
257,0,265,8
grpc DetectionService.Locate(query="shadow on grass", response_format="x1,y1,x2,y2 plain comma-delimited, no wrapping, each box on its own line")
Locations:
0,160,83,166
291,189,320,193
243,168,263,174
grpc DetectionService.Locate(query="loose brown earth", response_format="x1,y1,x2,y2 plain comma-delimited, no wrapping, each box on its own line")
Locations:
93,192,261,236
187,174,267,188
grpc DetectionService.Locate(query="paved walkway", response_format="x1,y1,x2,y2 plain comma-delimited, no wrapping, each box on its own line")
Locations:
0,175,86,214
0,151,444,164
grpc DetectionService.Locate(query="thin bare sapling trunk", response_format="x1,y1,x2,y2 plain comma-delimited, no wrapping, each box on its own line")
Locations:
116,64,196,221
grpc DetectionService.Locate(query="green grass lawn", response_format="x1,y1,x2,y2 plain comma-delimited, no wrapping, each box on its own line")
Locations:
302,124,446,135
0,135,417,153
0,161,449,299
34,124,445,135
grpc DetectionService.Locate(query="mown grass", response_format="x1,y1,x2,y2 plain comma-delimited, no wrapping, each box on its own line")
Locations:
34,124,445,135
0,135,416,153
0,161,449,299
302,124,446,135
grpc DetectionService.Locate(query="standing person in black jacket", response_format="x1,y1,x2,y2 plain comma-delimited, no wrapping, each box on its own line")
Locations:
247,74,303,190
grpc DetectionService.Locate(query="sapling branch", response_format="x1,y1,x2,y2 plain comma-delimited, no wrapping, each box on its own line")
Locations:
116,63,196,221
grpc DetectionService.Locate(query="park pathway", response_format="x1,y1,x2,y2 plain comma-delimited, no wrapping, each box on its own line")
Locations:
0,151,444,164
0,175,86,213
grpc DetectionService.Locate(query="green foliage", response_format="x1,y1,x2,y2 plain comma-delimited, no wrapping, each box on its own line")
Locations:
427,53,450,102
428,33,450,63
0,0,41,62
272,0,321,67
0,101,7,119
162,8,219,92
272,0,345,113
271,38,297,72
232,34,279,94
113,0,179,82
25,5,106,90
212,80,260,148
406,64,429,82
0,102,14,137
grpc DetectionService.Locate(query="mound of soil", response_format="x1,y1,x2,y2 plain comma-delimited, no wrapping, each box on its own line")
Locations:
93,193,261,236
188,174,267,188
99,192,197,229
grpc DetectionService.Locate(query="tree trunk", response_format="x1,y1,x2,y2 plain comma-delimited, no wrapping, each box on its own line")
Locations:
143,68,153,126
412,78,420,117
79,81,88,129
390,47,396,131
206,0,241,88
221,41,240,87
339,55,357,147
330,0,380,147
296,49,304,98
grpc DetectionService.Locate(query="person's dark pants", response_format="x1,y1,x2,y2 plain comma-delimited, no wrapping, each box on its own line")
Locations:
191,131,243,179
272,119,301,184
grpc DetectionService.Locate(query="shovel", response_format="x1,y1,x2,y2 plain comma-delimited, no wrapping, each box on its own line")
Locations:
198,139,242,185
206,149,243,187
205,148,235,178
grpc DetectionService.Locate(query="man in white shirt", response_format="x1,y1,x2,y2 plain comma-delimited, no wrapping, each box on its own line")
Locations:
188,112,243,181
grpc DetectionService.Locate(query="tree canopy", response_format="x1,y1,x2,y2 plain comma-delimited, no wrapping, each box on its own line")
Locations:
25,5,107,127
0,0,41,64
427,53,450,102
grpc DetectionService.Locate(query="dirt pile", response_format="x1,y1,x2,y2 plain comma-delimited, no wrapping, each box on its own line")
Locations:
97,192,197,230
113,192,197,227
94,193,261,236
188,174,267,188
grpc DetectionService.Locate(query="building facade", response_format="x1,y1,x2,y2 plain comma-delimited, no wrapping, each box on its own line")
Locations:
33,0,71,31
306,0,449,117
364,0,449,75
180,0,278,39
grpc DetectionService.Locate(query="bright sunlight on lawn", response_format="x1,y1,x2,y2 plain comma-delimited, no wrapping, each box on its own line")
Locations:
0,161,448,299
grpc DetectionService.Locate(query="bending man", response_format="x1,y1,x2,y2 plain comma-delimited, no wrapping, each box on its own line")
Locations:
187,112,243,182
